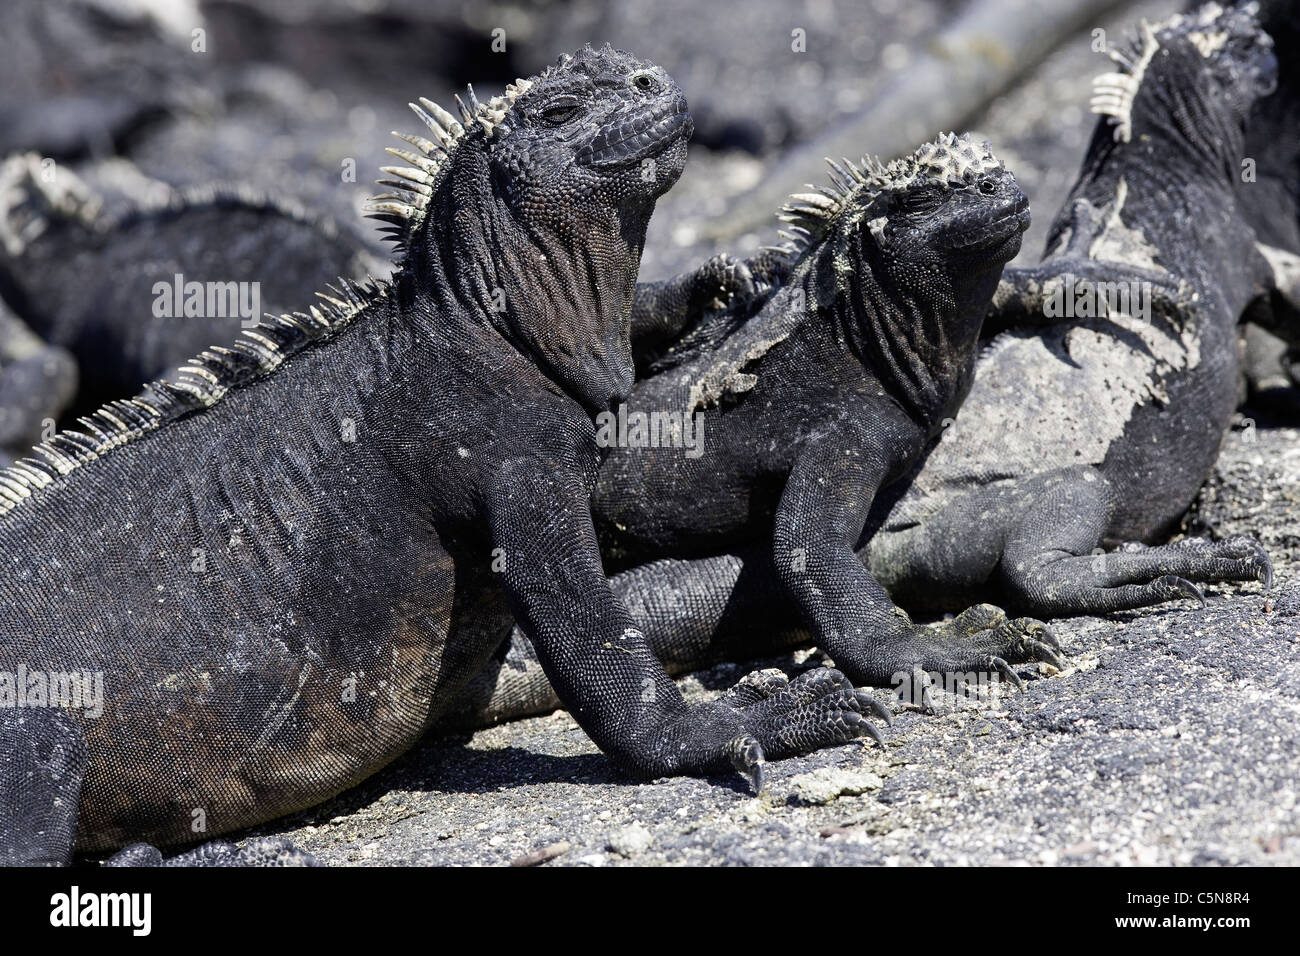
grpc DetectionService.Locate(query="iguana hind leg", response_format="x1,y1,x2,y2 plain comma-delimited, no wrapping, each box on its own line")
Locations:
874,466,1271,619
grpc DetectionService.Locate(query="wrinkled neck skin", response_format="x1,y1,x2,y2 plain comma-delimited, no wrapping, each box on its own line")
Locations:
829,232,1005,430
406,147,651,414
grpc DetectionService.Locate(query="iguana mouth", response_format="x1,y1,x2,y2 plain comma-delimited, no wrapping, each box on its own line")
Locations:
950,195,1031,253
577,100,693,168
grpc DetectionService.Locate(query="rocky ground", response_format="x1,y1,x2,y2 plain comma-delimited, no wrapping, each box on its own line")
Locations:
241,424,1299,867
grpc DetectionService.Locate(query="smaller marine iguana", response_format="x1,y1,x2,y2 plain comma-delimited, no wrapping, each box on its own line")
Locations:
0,46,882,867
0,154,384,414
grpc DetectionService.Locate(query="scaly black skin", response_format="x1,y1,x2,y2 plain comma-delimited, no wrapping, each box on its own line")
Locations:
0,45,880,867
447,6,1286,730
0,159,382,415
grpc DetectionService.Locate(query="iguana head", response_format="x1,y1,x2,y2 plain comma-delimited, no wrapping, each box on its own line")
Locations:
372,45,692,413
775,134,1027,421
781,133,1028,303
1090,2,1276,166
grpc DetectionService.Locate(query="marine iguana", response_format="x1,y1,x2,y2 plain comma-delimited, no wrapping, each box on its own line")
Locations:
0,155,384,414
867,2,1279,617
0,45,882,867
589,133,1059,693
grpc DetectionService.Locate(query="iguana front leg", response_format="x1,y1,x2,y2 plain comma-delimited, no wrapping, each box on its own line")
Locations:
443,550,811,730
771,434,1060,690
487,458,884,787
630,253,759,368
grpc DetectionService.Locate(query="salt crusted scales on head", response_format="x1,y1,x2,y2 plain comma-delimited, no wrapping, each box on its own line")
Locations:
771,133,1006,259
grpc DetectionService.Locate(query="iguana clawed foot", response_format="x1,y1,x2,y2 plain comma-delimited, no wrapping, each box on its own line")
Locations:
1010,535,1272,616
827,603,1062,700
104,837,320,867
717,667,891,792
908,603,1061,693
693,252,758,312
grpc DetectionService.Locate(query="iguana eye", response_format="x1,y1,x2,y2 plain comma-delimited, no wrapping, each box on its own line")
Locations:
631,72,658,92
978,180,997,195
541,101,581,125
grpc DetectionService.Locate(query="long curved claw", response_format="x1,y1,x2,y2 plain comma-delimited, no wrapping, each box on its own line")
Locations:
857,715,887,750
1158,575,1207,607
1025,637,1065,670
855,689,893,726
989,656,1024,691
728,734,767,793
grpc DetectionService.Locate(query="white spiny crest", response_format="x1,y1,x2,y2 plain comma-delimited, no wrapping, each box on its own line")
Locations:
0,275,392,516
1091,19,1160,144
367,78,534,255
1091,2,1247,144
773,133,1003,259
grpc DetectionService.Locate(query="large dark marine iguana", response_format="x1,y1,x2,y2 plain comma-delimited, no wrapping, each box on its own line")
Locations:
450,4,1285,728
448,134,1049,726
0,45,883,867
